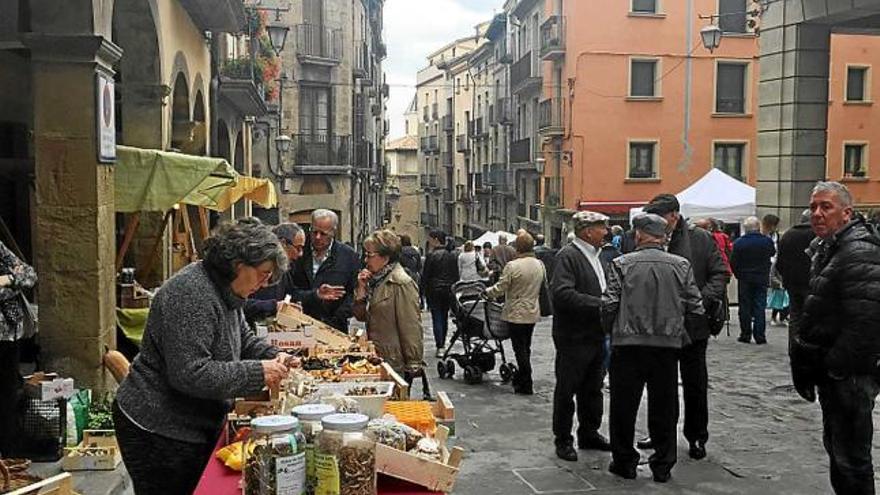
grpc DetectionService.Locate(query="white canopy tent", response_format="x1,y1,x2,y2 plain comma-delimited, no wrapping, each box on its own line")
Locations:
629,169,756,224
471,230,516,247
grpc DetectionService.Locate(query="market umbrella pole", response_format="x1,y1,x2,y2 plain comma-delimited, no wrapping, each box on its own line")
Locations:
116,212,141,272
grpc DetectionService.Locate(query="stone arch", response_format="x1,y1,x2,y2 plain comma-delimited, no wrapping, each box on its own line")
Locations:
216,119,231,162
191,90,207,155
170,71,190,150
111,0,162,147
233,130,244,173
300,177,334,195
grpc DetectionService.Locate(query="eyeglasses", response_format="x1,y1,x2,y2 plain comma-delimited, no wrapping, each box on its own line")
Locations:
364,251,381,258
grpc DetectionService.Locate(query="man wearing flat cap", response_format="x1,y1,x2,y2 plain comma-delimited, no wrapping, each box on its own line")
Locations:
624,193,727,461
550,211,613,462
603,213,704,482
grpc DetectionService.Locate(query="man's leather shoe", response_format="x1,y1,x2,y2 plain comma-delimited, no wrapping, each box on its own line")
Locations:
653,471,671,483
608,461,636,479
555,444,577,462
688,441,707,460
737,336,751,343
579,433,611,451
636,437,654,450
755,339,767,345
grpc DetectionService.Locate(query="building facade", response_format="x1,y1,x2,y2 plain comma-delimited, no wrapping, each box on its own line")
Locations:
383,135,422,246
253,0,388,244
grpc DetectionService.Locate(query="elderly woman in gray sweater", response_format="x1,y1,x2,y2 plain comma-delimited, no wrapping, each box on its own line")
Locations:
114,218,294,494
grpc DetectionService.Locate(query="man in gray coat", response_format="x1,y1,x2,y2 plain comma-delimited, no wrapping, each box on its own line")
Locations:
603,214,704,483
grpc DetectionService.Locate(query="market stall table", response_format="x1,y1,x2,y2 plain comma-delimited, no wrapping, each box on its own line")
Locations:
193,429,444,495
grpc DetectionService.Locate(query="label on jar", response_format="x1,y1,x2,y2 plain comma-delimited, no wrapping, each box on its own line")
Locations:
314,453,340,495
305,444,316,482
276,452,306,495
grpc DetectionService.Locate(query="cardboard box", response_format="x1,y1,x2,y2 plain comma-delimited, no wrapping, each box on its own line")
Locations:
23,373,74,401
61,431,121,471
266,329,317,350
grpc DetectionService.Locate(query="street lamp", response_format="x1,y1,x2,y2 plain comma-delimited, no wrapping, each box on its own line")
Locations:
266,23,289,56
275,134,291,154
700,24,723,52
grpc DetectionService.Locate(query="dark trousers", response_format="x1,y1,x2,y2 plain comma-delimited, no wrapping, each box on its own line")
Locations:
610,346,679,476
0,341,21,456
738,280,768,342
508,323,535,392
787,290,807,352
113,402,216,495
818,376,880,495
552,338,605,447
679,338,709,445
429,291,452,348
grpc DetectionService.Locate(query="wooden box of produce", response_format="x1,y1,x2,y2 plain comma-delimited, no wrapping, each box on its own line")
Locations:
5,473,74,495
375,425,464,493
61,430,121,471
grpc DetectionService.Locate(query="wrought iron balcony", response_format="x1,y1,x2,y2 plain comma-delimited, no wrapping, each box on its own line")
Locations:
510,137,532,164
441,151,453,168
290,134,351,173
295,24,342,64
442,115,454,132
354,42,372,80
420,212,439,227
494,97,513,125
486,166,514,194
538,98,564,136
511,51,542,94
456,134,470,153
540,15,566,61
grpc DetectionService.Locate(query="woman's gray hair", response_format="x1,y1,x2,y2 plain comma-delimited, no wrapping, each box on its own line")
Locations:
812,181,853,207
311,209,339,230
364,229,401,262
203,217,288,286
742,216,761,233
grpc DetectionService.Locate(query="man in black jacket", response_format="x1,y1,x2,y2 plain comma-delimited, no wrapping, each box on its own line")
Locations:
534,234,557,281
792,181,880,494
289,209,360,331
551,211,612,462
776,209,815,346
629,194,727,461
421,231,459,357
245,222,307,322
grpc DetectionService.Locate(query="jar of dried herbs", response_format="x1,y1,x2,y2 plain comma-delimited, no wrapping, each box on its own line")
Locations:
292,404,336,495
243,415,307,495
315,413,376,495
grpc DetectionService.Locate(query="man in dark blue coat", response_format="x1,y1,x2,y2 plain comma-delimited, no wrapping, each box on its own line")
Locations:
289,209,360,331
730,216,776,344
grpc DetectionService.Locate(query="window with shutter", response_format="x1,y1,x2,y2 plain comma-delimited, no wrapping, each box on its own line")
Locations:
713,143,746,181
719,0,747,33
716,63,746,113
631,60,657,97
847,67,868,102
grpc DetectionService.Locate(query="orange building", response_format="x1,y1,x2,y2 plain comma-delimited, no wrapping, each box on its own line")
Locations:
827,34,880,212
541,0,880,231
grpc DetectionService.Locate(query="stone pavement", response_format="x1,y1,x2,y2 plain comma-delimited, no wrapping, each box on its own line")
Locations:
423,309,880,494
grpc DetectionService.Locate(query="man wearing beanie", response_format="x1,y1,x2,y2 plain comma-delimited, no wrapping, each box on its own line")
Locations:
625,193,727,461
603,213,705,482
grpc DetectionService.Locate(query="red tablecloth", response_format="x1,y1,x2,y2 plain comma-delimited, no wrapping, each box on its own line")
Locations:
194,433,443,495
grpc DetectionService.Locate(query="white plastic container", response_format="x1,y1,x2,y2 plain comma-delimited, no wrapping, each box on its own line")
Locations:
314,382,395,419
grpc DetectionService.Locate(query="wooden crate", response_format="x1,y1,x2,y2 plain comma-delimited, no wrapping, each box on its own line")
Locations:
432,391,456,437
375,425,464,493
61,430,121,471
7,473,74,495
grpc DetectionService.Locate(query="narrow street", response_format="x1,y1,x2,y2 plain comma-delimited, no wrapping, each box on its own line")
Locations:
424,309,880,494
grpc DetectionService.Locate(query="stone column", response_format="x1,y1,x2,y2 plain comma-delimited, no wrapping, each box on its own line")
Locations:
26,34,122,391
757,5,831,227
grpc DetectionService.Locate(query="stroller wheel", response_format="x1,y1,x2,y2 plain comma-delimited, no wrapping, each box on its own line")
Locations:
463,365,482,385
437,361,448,379
446,360,456,378
499,363,514,383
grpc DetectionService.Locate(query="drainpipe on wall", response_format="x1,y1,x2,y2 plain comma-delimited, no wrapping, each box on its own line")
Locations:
678,0,694,172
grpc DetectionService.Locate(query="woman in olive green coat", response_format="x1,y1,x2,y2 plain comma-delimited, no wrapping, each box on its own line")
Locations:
353,230,423,374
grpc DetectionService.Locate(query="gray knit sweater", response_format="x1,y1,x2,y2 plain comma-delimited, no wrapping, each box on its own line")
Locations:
116,262,277,444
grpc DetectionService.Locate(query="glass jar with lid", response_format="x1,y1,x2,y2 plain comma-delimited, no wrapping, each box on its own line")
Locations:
292,404,336,495
314,413,376,495
243,415,307,495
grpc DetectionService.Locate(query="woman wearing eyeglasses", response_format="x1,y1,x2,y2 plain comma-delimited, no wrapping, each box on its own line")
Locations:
113,218,298,494
353,229,423,374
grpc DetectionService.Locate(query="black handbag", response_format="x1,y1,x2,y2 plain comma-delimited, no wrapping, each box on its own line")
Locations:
539,262,553,317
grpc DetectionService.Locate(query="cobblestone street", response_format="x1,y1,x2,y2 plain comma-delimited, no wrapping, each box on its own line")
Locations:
426,309,880,494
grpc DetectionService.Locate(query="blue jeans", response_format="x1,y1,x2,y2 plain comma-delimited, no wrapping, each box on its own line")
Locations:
430,306,450,348
818,376,880,495
737,280,767,342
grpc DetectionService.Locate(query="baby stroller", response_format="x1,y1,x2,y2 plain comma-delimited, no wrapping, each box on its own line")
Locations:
436,280,515,384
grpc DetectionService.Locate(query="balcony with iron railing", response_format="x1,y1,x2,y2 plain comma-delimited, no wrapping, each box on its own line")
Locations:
428,135,439,152
431,103,439,120
295,24,342,65
420,212,439,227
540,15,565,61
543,176,564,207
441,151,453,168
510,137,532,164
218,58,269,116
493,97,513,125
354,42,372,80
486,165,514,194
511,51,542,94
441,114,453,132
473,117,487,139
538,98,564,136
456,134,470,153
419,173,439,190
444,186,454,204
456,184,473,202
290,134,351,174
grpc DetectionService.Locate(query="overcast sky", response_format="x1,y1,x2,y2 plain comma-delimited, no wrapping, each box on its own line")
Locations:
384,0,500,139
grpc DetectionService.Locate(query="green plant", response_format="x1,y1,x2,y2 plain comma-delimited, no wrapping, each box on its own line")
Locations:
87,394,115,430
